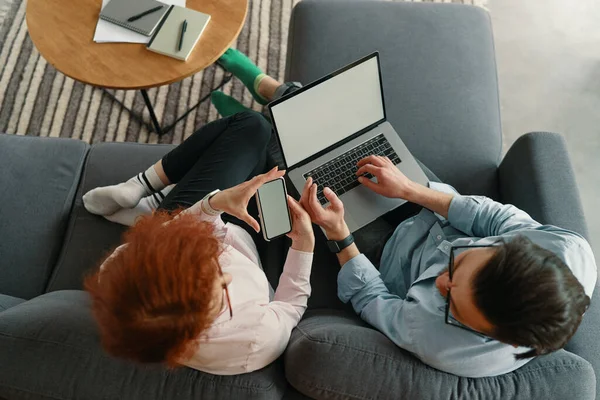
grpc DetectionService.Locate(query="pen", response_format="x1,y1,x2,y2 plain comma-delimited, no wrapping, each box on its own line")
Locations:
127,5,164,22
178,20,187,52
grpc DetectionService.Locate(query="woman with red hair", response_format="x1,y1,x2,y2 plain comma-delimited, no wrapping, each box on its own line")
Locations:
83,69,316,374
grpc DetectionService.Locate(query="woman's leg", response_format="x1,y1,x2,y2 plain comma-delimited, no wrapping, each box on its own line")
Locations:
158,111,273,210
83,163,168,216
82,109,264,217
159,72,295,181
104,185,175,226
94,108,276,226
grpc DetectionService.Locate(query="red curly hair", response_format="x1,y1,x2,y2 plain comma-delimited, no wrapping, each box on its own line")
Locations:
84,211,222,367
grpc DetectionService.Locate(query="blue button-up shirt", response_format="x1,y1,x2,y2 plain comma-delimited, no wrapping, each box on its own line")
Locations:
337,182,597,377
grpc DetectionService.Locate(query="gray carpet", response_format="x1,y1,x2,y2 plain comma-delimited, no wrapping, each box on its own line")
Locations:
0,0,487,145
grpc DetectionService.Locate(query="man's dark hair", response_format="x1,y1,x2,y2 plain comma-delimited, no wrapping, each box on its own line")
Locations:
472,235,590,359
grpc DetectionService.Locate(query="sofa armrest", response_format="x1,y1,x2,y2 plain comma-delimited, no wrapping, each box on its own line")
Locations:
565,279,600,400
499,132,589,239
500,132,599,398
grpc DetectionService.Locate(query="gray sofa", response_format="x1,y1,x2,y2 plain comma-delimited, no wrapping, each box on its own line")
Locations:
0,1,598,399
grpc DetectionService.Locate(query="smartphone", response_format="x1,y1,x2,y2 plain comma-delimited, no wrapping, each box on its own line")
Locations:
255,177,293,241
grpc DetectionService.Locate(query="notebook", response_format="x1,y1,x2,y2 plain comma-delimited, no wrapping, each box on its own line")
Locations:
99,0,171,37
94,0,185,44
147,6,211,61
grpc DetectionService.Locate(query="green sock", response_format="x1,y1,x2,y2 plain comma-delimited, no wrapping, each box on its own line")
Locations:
211,91,252,117
218,48,268,105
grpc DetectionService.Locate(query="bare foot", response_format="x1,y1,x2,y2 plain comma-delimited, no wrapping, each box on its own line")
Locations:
257,75,284,102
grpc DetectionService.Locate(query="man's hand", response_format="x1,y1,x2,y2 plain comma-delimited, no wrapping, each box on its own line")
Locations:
286,196,315,252
209,167,285,232
299,177,350,240
356,155,416,200
357,155,455,218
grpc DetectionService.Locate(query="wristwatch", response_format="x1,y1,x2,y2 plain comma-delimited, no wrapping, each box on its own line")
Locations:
327,233,355,253
201,189,222,216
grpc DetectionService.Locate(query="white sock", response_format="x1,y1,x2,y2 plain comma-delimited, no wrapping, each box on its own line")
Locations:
83,165,167,216
105,185,174,226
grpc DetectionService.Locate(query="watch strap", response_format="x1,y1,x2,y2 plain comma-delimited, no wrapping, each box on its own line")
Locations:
201,189,222,216
327,234,355,253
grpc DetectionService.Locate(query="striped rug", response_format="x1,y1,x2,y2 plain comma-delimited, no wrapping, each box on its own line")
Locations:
0,0,487,145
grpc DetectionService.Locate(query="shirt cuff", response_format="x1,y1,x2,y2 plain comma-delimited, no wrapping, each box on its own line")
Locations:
284,248,314,280
183,201,223,222
448,195,479,234
337,254,380,303
427,181,459,195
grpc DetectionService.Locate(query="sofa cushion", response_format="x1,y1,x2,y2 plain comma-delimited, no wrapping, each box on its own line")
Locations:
0,290,288,400
0,134,89,299
286,1,502,198
285,310,596,400
0,294,25,312
46,142,175,292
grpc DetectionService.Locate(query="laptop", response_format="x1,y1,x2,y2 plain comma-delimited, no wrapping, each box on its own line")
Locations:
268,52,429,233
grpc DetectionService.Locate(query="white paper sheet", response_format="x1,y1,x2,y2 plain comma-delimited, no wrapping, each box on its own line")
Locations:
93,0,186,44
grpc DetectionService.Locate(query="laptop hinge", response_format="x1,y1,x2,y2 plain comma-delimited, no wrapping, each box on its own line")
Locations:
287,118,385,171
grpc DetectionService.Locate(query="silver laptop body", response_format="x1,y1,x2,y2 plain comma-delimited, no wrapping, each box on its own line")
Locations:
268,52,429,233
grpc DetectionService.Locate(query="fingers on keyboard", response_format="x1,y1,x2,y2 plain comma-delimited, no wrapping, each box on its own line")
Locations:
304,134,403,202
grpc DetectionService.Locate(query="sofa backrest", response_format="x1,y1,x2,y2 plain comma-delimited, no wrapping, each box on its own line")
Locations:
286,1,502,199
0,134,89,299
46,142,175,293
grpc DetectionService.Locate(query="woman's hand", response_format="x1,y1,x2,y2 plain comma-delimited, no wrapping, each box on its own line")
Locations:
209,167,285,232
286,196,315,252
299,177,350,241
356,155,417,200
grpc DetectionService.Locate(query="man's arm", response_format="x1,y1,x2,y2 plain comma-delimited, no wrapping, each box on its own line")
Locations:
356,155,454,218
323,223,360,267
335,249,413,349
403,183,454,219
356,155,543,237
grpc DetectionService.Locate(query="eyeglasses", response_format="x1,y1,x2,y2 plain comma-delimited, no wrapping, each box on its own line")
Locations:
217,264,232,320
444,244,496,336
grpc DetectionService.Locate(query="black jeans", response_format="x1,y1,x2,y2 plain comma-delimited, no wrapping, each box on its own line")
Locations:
159,111,272,211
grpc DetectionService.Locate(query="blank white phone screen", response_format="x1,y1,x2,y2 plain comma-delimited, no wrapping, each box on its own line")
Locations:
258,179,291,239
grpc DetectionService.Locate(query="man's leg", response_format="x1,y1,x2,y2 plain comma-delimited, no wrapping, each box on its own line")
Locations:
210,67,302,118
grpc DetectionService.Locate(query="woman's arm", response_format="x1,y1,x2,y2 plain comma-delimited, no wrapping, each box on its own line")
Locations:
245,196,316,370
265,196,315,324
247,248,313,370
181,197,228,240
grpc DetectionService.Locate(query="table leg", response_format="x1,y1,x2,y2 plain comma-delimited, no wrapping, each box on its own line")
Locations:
140,89,164,136
101,65,234,137
160,72,232,133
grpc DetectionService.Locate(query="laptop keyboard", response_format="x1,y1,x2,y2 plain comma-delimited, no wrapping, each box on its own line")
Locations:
303,134,402,205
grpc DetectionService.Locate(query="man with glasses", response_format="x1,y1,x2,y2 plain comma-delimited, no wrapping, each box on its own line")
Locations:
299,154,596,377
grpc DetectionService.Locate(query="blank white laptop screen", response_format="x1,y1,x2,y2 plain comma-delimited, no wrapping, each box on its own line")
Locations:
270,56,385,167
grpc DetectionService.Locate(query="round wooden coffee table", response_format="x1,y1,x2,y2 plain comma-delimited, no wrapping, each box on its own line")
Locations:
26,0,247,134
